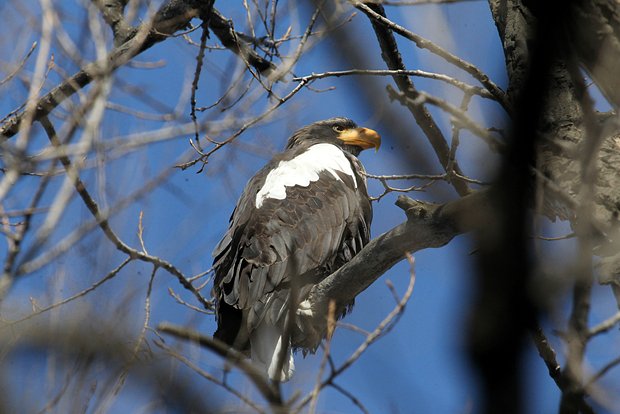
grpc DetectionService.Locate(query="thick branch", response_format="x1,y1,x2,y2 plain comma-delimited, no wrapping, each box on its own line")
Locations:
92,0,135,45
306,190,490,331
209,9,276,75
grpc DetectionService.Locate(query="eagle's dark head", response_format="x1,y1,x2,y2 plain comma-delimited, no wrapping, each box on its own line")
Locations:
285,117,381,156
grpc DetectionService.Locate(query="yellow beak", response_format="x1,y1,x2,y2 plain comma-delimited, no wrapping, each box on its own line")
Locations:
338,127,381,151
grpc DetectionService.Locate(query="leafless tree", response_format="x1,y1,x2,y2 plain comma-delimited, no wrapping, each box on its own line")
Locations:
1,0,619,413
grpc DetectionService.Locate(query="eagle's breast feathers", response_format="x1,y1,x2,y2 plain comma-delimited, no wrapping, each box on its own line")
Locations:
255,142,359,208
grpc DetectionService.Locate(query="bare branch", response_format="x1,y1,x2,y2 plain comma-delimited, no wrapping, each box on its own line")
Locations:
156,322,284,409
588,310,620,338
358,2,472,196
531,326,595,414
304,190,490,340
0,41,38,87
1,0,202,140
29,116,211,311
354,1,511,112
294,69,497,100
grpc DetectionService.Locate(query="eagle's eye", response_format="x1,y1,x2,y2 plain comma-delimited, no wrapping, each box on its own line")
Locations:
332,125,344,132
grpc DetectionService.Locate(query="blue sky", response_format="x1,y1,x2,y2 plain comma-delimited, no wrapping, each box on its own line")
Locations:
1,1,619,413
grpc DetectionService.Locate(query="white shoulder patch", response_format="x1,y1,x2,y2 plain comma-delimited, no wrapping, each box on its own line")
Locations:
255,143,357,208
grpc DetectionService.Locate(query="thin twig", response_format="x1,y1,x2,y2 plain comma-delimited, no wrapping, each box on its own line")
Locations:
1,258,132,328
155,340,266,413
535,233,576,241
293,69,496,100
167,288,213,315
354,1,511,112
0,41,38,86
190,9,213,147
137,211,148,254
328,382,371,414
588,310,620,338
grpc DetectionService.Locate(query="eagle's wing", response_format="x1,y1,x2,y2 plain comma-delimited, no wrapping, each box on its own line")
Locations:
212,144,371,381
213,146,371,332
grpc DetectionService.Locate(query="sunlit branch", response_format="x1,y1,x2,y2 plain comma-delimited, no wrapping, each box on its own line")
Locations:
363,171,489,185
34,117,212,310
588,310,620,338
359,2,471,196
354,1,511,112
294,69,496,100
295,255,417,412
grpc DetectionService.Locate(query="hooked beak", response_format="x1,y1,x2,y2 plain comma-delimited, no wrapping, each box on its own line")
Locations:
338,127,381,152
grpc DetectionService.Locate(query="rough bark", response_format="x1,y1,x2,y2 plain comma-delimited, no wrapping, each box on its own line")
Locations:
489,0,620,284
304,190,491,345
488,1,620,412
569,0,620,109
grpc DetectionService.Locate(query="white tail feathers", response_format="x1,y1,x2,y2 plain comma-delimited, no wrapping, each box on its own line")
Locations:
250,322,295,382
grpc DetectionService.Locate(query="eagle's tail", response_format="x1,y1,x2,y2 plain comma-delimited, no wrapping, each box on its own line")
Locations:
250,322,295,382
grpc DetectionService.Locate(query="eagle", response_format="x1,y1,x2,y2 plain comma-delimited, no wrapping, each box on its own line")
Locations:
212,117,381,381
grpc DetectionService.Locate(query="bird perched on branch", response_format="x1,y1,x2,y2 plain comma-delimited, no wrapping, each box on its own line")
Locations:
212,117,380,381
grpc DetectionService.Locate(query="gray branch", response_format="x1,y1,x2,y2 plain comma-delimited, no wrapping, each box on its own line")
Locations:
303,190,490,340
0,1,275,141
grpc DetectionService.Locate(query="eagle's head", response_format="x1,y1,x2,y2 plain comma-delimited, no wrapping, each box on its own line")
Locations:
285,117,381,156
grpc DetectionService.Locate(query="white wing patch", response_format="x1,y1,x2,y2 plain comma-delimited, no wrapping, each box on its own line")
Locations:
255,143,357,208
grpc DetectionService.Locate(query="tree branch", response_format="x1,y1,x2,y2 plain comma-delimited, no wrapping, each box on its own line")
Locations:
0,2,275,141
568,0,620,109
157,322,284,409
209,9,276,76
303,190,491,341
356,1,511,112
29,117,211,311
358,2,472,197
91,0,135,46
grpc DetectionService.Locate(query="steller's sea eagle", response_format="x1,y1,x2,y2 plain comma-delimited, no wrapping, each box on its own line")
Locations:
212,117,381,381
